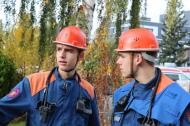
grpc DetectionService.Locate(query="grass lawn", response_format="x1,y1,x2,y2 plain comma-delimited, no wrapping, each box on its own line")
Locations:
8,121,25,126
8,121,26,126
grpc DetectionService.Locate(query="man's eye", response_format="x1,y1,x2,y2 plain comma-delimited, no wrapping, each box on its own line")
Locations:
118,54,124,58
56,48,62,51
65,49,73,53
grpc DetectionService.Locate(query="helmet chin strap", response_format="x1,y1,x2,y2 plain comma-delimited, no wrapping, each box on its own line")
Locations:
128,53,135,78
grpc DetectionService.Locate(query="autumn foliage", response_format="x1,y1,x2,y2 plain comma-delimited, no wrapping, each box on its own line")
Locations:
0,0,126,125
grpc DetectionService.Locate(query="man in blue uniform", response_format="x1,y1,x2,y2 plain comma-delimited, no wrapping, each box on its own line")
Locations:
0,26,100,126
112,28,190,126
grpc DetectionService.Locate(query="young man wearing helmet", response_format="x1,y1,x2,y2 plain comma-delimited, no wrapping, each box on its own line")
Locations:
0,26,100,126
112,28,190,126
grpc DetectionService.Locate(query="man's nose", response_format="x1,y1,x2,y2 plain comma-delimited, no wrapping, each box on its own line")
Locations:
116,58,120,64
60,50,66,58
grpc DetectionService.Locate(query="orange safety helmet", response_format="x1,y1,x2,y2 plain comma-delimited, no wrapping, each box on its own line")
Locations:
54,26,87,50
115,28,159,52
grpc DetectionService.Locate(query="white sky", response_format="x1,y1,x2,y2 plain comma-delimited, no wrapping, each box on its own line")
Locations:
1,0,189,23
147,0,190,22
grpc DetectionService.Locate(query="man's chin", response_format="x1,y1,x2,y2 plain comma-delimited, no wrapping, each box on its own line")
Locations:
122,75,127,78
58,67,75,73
58,67,67,72
122,74,130,78
121,73,127,77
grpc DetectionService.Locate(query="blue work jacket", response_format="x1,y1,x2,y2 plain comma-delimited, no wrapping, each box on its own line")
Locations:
112,74,190,126
0,68,100,126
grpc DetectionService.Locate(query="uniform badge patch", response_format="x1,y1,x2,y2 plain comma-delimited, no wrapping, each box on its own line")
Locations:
7,88,20,98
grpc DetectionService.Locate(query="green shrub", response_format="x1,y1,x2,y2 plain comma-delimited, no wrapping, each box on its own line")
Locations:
0,52,17,97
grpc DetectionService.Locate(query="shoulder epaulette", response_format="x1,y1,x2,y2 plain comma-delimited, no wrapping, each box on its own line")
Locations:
80,79,95,99
27,71,56,96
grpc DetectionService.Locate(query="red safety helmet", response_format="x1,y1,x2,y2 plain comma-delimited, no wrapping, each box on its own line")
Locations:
115,28,159,52
54,26,87,50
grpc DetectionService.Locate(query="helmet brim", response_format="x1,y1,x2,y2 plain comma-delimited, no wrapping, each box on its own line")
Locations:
53,41,86,50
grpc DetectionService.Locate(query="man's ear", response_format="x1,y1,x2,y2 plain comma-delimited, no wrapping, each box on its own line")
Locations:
79,51,84,60
135,53,143,65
